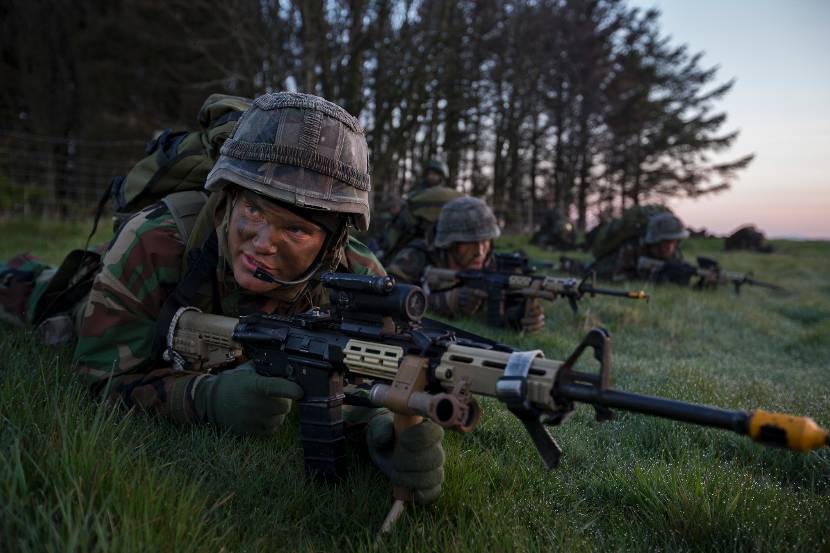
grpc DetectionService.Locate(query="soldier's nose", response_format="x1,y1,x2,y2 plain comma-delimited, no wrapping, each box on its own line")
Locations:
251,228,278,255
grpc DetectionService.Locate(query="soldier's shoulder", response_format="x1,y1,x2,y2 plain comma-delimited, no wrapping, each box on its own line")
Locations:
102,202,185,268
393,239,432,262
344,234,386,276
386,240,432,284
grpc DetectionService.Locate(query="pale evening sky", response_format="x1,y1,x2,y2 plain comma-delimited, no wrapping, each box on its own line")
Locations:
629,0,830,239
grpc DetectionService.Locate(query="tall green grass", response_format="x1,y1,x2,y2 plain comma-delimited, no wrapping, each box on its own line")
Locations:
1,220,828,552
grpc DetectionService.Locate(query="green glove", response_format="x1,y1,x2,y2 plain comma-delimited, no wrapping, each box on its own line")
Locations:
193,362,303,436
504,297,545,333
428,286,487,317
366,413,445,504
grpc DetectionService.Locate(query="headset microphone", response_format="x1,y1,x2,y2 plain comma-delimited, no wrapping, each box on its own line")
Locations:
253,266,278,284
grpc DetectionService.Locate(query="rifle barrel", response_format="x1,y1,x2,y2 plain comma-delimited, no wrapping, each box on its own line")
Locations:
582,286,649,301
558,383,829,452
745,278,782,291
558,383,748,432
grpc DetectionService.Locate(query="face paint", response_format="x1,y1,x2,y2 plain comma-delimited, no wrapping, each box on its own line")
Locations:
425,170,444,187
227,191,329,294
447,239,492,270
651,239,679,260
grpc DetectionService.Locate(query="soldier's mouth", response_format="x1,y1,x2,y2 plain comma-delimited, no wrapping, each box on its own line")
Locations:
241,253,277,274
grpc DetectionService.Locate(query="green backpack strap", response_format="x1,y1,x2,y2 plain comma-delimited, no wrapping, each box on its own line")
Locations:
180,191,224,276
161,190,210,248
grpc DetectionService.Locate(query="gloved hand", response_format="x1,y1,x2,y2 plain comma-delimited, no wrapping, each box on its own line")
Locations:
428,286,487,317
504,297,545,333
366,413,445,504
193,362,303,435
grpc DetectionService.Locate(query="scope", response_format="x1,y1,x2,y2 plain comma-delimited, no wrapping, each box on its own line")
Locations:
321,272,427,323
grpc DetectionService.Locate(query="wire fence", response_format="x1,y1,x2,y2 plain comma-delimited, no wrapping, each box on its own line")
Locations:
0,130,146,220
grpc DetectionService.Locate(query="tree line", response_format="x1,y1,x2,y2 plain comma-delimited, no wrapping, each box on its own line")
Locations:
0,0,752,232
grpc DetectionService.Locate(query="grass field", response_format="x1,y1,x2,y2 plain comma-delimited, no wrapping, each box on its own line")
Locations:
1,219,828,552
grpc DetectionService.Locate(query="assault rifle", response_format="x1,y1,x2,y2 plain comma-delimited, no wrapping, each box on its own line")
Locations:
166,273,826,531
637,255,782,294
423,252,648,324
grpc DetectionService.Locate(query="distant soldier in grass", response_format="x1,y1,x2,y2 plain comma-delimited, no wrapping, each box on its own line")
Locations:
0,92,445,505
387,196,545,333
531,210,577,251
589,209,691,284
376,158,463,263
725,224,774,253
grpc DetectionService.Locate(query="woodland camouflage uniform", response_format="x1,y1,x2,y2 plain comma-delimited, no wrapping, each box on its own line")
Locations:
386,240,441,286
74,92,384,424
590,211,688,282
3,91,446,505
2,92,384,424
389,197,545,333
531,210,577,250
72,204,382,423
724,225,773,253
387,196,498,318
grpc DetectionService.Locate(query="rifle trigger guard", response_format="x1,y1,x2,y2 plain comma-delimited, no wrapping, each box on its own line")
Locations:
496,349,543,410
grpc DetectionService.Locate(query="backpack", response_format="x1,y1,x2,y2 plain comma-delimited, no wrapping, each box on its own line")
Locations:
89,93,252,241
380,185,463,263
19,94,252,343
591,204,671,259
724,225,773,253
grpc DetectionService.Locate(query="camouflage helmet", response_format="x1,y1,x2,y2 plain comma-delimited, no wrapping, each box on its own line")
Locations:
425,158,449,178
434,196,501,248
644,212,689,244
205,91,371,231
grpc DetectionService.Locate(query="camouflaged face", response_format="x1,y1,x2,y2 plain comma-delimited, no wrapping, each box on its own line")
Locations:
72,200,384,426
434,196,501,248
590,239,684,282
206,92,372,231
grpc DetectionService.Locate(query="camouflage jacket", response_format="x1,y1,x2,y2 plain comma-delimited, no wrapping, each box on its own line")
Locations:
387,240,458,316
72,201,384,424
385,239,436,286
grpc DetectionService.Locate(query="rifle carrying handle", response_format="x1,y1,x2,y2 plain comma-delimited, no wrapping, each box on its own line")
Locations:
392,413,423,501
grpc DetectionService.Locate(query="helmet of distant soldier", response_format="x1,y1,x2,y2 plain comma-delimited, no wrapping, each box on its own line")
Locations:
434,196,501,248
205,91,372,231
424,158,449,178
644,212,689,244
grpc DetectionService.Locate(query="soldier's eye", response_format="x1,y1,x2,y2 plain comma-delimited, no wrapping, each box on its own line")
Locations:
287,225,310,236
244,200,262,216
